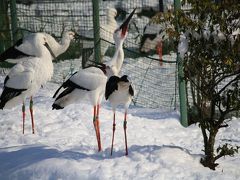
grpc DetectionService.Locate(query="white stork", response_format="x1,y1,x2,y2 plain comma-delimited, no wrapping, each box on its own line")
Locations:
140,22,169,65
0,31,75,63
0,33,55,134
52,9,136,152
105,75,134,156
83,7,118,61
100,8,118,57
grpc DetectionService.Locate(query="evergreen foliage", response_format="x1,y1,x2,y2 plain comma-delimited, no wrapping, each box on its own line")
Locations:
153,0,240,170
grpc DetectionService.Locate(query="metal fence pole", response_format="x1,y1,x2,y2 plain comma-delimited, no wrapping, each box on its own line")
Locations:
10,0,18,44
0,0,6,53
159,0,164,12
0,0,11,53
92,0,101,63
174,0,188,127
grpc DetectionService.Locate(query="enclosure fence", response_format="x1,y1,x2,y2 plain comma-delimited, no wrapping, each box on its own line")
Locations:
0,0,181,112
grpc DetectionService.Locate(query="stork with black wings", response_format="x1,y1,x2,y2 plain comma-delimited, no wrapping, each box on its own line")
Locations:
105,75,134,156
52,9,136,152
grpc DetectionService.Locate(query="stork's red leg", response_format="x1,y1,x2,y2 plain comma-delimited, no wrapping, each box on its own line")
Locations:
156,41,163,66
22,102,25,134
93,105,101,151
30,96,35,134
110,112,116,156
123,111,128,155
96,104,102,151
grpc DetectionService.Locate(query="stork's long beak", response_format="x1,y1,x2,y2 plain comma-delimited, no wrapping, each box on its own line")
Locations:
44,42,56,59
119,8,136,36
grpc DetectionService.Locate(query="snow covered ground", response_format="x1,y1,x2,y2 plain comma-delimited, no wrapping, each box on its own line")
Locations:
2,0,239,179
0,76,240,180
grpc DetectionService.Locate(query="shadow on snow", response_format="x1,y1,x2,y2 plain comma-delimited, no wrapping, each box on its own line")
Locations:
0,143,202,178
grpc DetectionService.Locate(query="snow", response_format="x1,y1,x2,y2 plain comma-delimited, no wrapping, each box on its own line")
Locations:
1,1,240,178
0,75,240,179
178,33,188,59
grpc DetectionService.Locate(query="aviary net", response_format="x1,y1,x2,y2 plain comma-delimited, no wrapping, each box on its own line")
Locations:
1,0,179,111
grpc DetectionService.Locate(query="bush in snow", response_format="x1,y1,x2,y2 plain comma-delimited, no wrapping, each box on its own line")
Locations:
152,0,240,170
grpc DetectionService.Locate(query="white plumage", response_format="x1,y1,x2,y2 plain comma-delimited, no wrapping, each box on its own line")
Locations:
82,8,118,59
140,22,168,53
100,8,118,57
52,28,127,152
178,33,189,59
0,33,54,134
44,31,75,58
52,9,136,152
104,32,126,76
53,67,108,109
52,26,129,109
105,75,134,156
2,57,53,108
108,82,133,110
0,31,75,63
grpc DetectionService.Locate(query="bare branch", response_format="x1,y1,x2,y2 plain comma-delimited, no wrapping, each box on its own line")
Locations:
216,74,240,96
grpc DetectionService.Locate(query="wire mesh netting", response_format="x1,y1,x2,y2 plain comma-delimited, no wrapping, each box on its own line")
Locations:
120,53,178,109
97,0,179,110
0,0,179,111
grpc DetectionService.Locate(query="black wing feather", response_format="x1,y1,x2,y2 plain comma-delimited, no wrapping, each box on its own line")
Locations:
129,85,134,96
4,76,9,85
52,72,78,98
53,73,90,100
105,76,120,100
54,80,91,101
0,87,27,109
55,86,75,101
140,34,158,50
0,39,32,62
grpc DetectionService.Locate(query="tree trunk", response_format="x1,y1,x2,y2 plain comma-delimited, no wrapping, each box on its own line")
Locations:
201,129,219,170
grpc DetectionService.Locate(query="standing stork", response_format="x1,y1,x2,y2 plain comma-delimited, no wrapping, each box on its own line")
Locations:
82,7,118,62
105,75,134,156
100,8,118,57
52,9,136,152
0,33,55,134
140,23,167,65
0,31,75,63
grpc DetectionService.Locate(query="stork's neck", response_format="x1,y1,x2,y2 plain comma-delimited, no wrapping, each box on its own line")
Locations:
35,41,51,59
40,45,54,82
107,14,117,26
112,41,124,75
59,37,71,54
116,40,124,49
42,47,53,60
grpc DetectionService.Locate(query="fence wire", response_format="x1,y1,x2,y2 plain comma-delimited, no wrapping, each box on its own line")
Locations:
0,0,179,111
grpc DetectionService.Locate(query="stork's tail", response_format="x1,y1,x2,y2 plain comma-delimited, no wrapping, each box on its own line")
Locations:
0,87,26,109
0,100,5,109
53,84,64,98
52,87,75,110
52,103,64,110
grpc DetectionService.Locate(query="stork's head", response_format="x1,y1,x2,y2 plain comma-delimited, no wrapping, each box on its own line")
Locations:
107,7,117,18
118,75,132,90
120,75,131,82
63,31,75,41
113,8,136,42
